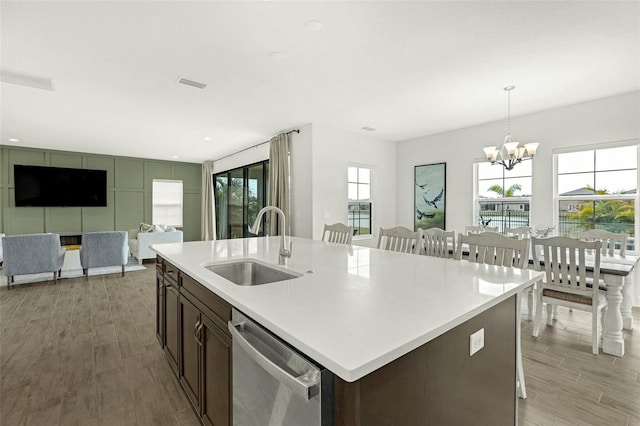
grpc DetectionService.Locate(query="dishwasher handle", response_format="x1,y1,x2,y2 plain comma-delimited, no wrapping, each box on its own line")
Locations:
228,320,320,400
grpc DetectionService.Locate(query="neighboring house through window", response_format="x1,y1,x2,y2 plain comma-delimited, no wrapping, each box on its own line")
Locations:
152,179,183,227
348,165,372,237
474,160,532,232
555,142,638,251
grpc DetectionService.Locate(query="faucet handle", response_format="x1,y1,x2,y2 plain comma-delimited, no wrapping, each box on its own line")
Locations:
281,241,293,258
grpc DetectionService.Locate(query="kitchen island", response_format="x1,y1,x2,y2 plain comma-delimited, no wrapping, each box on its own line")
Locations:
152,236,543,426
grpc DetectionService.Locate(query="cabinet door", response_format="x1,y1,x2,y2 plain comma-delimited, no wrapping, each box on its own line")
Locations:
164,282,179,374
180,295,201,412
200,315,232,426
156,272,165,346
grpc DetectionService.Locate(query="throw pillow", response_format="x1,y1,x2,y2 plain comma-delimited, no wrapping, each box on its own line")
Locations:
139,223,154,233
153,224,166,233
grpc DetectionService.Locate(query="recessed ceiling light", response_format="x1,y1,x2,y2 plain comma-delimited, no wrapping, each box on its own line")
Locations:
268,51,284,60
8,138,19,142
305,20,323,32
361,127,376,132
203,136,211,141
172,155,179,159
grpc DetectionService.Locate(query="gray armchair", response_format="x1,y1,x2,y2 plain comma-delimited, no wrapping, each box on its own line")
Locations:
79,231,128,278
2,233,66,288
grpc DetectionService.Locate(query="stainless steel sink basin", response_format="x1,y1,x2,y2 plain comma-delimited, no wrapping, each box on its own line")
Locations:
205,259,302,286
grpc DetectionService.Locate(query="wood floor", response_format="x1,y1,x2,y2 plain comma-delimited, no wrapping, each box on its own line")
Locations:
0,264,638,426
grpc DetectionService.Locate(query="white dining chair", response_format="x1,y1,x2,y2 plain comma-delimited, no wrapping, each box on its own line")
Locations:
418,228,455,258
377,226,419,254
572,229,628,257
549,229,626,322
322,223,354,245
531,236,606,355
454,232,530,399
465,225,498,234
505,226,532,239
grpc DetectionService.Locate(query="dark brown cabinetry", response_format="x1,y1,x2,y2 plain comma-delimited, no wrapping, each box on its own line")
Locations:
200,314,231,426
179,295,201,410
156,256,232,426
155,271,164,346
164,282,179,374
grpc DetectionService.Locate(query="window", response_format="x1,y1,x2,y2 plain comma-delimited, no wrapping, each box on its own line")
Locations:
214,160,268,239
555,143,637,251
474,160,532,232
348,166,372,236
152,179,183,227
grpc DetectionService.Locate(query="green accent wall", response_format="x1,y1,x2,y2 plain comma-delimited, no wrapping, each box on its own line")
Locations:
0,145,202,241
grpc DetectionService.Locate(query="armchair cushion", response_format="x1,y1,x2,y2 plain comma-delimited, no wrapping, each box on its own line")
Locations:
80,231,128,270
2,233,66,278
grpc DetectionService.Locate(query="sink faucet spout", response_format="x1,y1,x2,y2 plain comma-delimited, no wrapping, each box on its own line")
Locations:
250,206,292,265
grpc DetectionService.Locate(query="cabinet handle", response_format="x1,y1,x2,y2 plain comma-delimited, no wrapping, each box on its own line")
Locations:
197,323,204,347
193,319,201,344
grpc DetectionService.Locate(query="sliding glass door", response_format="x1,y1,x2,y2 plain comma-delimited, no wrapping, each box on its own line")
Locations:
214,161,269,239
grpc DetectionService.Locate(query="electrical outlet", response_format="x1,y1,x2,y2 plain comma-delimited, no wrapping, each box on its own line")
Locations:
323,211,330,219
470,328,484,356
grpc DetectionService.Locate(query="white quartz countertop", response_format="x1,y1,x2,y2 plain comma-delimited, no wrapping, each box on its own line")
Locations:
151,237,543,382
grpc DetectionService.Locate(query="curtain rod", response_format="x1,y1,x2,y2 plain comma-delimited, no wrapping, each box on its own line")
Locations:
212,129,300,163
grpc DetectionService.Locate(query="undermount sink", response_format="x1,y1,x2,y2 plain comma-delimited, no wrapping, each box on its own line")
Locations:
205,259,302,286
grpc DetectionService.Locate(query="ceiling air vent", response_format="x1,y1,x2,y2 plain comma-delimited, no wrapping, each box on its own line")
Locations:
0,68,54,91
177,77,207,89
361,126,376,132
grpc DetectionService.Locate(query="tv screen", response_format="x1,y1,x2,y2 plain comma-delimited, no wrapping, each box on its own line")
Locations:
14,165,107,207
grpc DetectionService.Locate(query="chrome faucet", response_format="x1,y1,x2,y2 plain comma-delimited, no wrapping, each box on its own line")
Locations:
250,206,292,265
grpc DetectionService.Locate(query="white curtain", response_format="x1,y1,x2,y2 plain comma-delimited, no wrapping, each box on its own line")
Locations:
201,160,216,241
268,133,290,236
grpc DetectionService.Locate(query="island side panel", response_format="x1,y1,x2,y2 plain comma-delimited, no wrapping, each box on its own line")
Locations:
334,295,517,426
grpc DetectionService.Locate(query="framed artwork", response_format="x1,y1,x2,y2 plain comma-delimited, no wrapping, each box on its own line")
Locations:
414,162,446,230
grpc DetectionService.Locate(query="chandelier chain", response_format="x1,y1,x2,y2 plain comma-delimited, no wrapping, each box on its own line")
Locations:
507,89,511,136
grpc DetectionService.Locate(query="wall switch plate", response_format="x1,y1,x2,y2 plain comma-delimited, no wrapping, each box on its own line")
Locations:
323,211,330,219
470,328,484,356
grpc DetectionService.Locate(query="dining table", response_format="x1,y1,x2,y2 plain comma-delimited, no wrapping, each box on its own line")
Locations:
595,253,637,357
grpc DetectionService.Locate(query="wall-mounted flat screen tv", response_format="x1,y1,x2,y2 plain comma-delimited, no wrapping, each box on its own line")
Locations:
14,165,108,207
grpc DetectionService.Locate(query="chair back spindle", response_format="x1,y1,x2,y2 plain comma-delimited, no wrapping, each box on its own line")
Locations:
377,226,419,254
322,223,354,245
419,228,455,258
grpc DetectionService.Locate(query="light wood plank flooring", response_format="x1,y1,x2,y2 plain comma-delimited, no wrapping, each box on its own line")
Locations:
1,265,638,425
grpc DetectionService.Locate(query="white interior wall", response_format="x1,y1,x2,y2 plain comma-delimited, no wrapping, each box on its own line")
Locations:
396,91,640,234
211,144,270,174
290,123,313,238
311,124,397,243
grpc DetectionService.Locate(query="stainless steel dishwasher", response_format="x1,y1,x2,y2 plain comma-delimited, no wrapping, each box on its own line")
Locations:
228,309,333,426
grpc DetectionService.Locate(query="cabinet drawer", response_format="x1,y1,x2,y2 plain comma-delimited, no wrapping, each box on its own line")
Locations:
156,256,163,272
181,273,231,335
164,260,179,285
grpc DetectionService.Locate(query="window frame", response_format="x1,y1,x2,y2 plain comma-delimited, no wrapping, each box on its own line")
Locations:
553,140,639,252
213,160,269,240
152,179,184,227
348,164,373,238
473,160,533,233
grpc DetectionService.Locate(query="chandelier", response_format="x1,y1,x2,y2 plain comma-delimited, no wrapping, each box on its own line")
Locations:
483,86,539,171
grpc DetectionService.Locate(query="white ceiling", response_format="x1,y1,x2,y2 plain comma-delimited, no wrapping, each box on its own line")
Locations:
1,1,638,164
